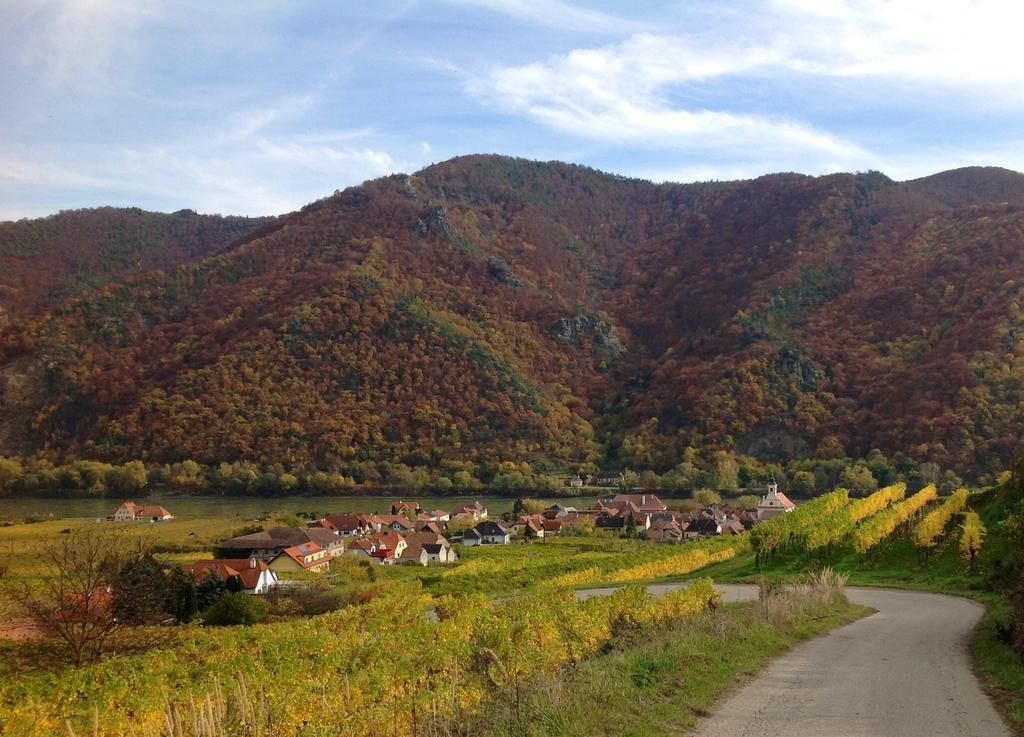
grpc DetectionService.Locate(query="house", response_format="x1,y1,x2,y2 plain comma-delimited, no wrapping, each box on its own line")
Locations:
217,527,336,561
510,515,544,539
423,542,457,564
304,527,346,557
184,558,278,594
362,531,407,562
541,518,563,535
644,520,684,543
451,501,488,521
391,501,421,516
593,473,625,487
417,520,446,537
369,547,397,565
756,477,796,520
398,544,429,566
566,475,584,488
683,515,722,538
111,502,140,521
420,509,451,523
269,542,331,574
607,494,667,514
404,531,457,564
344,538,378,560
313,513,377,537
370,515,415,534
543,504,576,520
109,501,174,522
463,521,510,546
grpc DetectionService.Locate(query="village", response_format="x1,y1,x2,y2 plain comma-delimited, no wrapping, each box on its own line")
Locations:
108,480,797,596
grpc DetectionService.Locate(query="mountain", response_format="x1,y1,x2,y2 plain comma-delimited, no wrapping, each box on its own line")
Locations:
0,156,1022,477
904,166,1024,210
0,207,274,324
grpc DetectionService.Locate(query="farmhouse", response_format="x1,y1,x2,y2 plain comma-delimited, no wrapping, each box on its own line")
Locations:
184,558,278,594
110,501,174,522
463,520,510,546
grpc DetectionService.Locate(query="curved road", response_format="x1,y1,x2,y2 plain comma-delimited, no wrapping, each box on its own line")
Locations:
576,584,1009,737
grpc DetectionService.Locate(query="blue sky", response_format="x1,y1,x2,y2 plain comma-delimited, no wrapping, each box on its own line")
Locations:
3,0,1023,219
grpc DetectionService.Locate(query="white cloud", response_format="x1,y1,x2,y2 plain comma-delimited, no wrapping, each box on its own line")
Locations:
467,1,1024,176
468,33,867,169
770,0,1024,88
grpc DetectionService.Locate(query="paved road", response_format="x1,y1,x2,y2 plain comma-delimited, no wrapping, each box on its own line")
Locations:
576,583,1009,737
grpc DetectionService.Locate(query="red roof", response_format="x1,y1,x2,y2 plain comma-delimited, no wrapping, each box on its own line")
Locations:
185,559,270,591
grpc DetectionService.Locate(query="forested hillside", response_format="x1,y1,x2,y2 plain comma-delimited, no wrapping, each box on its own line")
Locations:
0,207,274,324
1,155,1022,478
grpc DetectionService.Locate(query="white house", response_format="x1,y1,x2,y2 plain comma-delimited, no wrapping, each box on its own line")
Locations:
463,521,510,546
110,501,174,522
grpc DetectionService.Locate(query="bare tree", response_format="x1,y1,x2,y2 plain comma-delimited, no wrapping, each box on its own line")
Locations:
12,527,161,667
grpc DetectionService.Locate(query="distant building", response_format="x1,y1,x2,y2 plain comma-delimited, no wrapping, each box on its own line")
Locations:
756,477,796,520
269,542,331,574
452,501,488,520
109,501,173,522
463,521,510,546
184,558,278,594
216,526,341,560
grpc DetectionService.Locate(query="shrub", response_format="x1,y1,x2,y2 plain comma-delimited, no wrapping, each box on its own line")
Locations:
202,592,269,626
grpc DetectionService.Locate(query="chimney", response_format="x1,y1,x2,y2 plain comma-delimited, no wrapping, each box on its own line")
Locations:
249,558,257,569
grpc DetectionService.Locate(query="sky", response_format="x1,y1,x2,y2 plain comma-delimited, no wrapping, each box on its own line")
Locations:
2,0,1024,220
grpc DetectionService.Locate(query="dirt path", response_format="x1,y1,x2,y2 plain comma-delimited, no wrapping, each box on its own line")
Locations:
577,583,1008,736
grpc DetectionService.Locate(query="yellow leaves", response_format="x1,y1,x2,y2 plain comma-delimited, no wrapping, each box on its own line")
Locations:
849,483,906,523
959,511,986,565
608,545,737,583
853,484,937,555
913,488,968,549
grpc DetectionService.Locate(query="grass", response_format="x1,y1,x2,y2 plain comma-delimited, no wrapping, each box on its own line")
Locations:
476,588,869,737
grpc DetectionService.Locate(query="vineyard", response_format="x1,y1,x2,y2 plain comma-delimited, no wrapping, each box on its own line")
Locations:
0,578,719,736
417,536,748,596
913,488,969,553
852,485,937,556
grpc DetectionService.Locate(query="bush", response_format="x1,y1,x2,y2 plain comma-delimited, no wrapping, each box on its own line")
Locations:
289,583,348,616
202,592,269,626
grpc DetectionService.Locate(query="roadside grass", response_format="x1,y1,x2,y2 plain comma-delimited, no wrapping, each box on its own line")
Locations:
477,594,869,737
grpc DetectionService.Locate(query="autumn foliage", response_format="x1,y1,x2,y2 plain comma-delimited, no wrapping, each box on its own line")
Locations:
3,156,1024,476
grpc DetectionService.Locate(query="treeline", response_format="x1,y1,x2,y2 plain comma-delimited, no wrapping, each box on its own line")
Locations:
0,447,964,499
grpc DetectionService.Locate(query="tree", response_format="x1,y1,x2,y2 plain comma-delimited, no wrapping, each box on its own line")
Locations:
624,513,637,539
164,568,198,623
710,453,739,491
566,516,595,536
202,592,269,626
639,470,660,490
196,570,228,611
789,470,817,495
734,495,760,510
0,456,23,492
694,489,721,506
840,464,878,496
106,461,148,494
13,529,140,667
112,554,167,625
